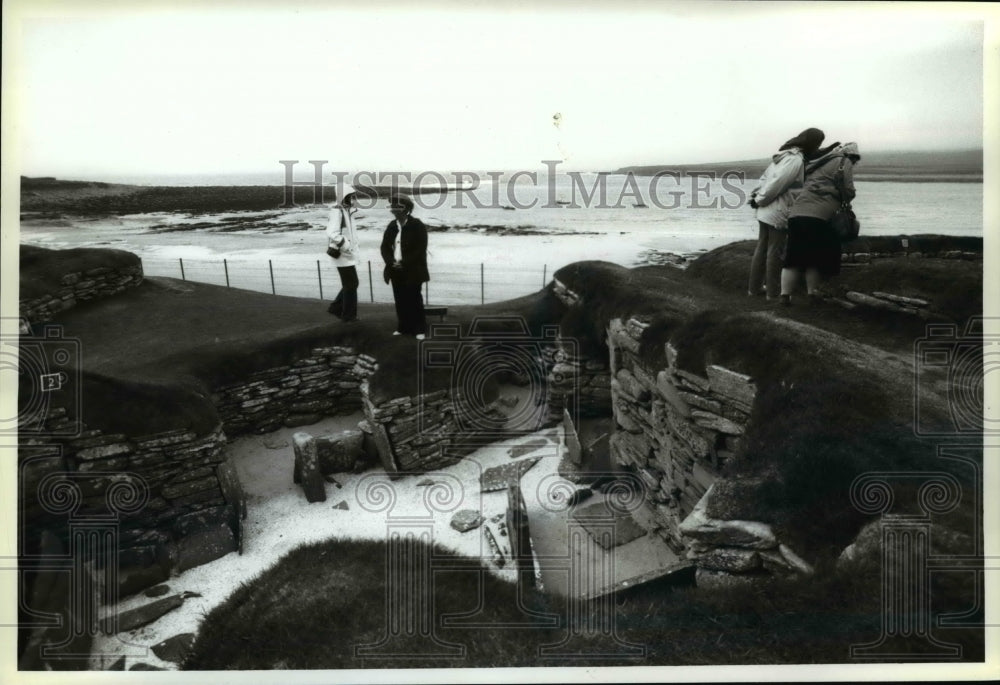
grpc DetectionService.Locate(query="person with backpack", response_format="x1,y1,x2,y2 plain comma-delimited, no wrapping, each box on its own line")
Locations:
747,127,825,300
326,184,361,322
779,141,861,305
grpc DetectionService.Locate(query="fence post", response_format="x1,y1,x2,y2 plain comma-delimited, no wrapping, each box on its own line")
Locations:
481,263,484,305
269,260,276,295
317,260,323,300
368,261,374,303
179,258,185,281
224,259,230,287
542,264,547,288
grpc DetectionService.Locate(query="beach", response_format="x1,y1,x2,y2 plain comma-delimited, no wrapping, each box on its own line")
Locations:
17,176,984,305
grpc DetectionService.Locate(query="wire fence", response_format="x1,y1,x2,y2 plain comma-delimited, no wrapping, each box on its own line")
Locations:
140,257,554,306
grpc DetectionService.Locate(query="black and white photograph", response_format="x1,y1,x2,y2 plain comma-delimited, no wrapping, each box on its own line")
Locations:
2,0,997,681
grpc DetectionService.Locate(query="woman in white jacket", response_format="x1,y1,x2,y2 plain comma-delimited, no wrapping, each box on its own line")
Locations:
326,184,361,321
748,128,824,299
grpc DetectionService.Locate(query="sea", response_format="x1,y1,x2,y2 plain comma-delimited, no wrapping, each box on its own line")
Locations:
20,171,984,305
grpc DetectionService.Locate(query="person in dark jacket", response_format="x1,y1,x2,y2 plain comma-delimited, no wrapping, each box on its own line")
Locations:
380,194,429,338
780,141,861,304
747,127,824,299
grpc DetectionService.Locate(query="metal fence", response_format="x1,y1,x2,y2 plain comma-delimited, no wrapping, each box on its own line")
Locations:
139,257,554,306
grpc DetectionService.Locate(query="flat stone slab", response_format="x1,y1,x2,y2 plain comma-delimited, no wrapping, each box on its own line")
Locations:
129,663,167,671
450,509,484,533
143,584,171,598
152,633,196,664
480,457,542,493
571,501,647,549
262,435,289,450
482,514,511,568
103,592,194,634
579,560,694,600
508,439,551,459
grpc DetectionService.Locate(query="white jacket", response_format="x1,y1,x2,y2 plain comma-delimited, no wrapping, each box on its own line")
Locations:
750,148,805,230
326,201,360,268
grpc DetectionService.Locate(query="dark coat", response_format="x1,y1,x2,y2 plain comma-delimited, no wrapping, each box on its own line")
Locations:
380,217,430,285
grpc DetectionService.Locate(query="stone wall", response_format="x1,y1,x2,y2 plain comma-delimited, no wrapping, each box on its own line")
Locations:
360,382,517,475
19,345,378,596
212,347,377,435
547,277,613,421
20,262,144,324
679,483,814,588
19,420,244,597
605,316,754,553
841,248,980,264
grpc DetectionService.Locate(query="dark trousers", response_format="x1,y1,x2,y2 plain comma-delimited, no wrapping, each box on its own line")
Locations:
390,278,426,335
332,266,359,320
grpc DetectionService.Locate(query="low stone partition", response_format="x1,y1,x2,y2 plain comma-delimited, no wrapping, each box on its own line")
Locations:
679,482,814,588
605,316,755,553
212,347,377,435
19,246,144,324
19,420,246,598
544,341,612,422
546,277,613,420
360,382,512,475
841,249,980,264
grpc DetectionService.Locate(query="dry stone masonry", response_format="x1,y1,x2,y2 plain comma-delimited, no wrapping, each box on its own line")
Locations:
605,316,755,554
547,278,612,419
20,262,144,324
679,483,814,589
20,419,244,598
359,382,510,474
212,347,377,435
841,248,980,264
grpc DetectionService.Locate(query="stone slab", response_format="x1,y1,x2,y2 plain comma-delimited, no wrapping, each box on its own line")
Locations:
480,457,542,493
450,509,485,532
571,501,647,549
152,633,196,664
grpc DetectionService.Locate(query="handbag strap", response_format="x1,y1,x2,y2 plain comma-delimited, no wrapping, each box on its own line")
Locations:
833,156,851,208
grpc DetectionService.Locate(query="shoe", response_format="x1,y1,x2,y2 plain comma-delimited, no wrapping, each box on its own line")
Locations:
392,331,401,336
342,317,359,323
415,334,426,341
779,294,791,306
807,292,823,306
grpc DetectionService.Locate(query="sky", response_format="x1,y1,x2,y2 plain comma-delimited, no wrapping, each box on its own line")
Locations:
5,1,994,179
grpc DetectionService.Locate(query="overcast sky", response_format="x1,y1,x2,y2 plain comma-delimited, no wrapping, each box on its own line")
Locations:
8,1,992,178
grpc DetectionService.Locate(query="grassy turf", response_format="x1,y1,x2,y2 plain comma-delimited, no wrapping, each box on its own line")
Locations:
183,537,982,668
20,244,141,301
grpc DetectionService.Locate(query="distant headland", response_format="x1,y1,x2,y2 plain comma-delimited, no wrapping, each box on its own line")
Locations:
612,148,983,182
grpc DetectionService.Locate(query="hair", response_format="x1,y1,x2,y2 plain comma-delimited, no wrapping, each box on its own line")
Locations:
389,194,414,213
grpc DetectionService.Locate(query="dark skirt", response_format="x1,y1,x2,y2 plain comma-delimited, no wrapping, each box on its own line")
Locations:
784,215,841,277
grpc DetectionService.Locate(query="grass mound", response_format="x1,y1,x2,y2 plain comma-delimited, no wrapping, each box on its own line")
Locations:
184,538,564,670
184,536,982,668
19,244,140,301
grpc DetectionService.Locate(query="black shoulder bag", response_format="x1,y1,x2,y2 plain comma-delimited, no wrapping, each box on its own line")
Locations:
831,157,860,242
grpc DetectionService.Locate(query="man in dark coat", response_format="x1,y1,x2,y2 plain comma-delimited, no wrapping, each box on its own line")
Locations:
380,194,429,338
